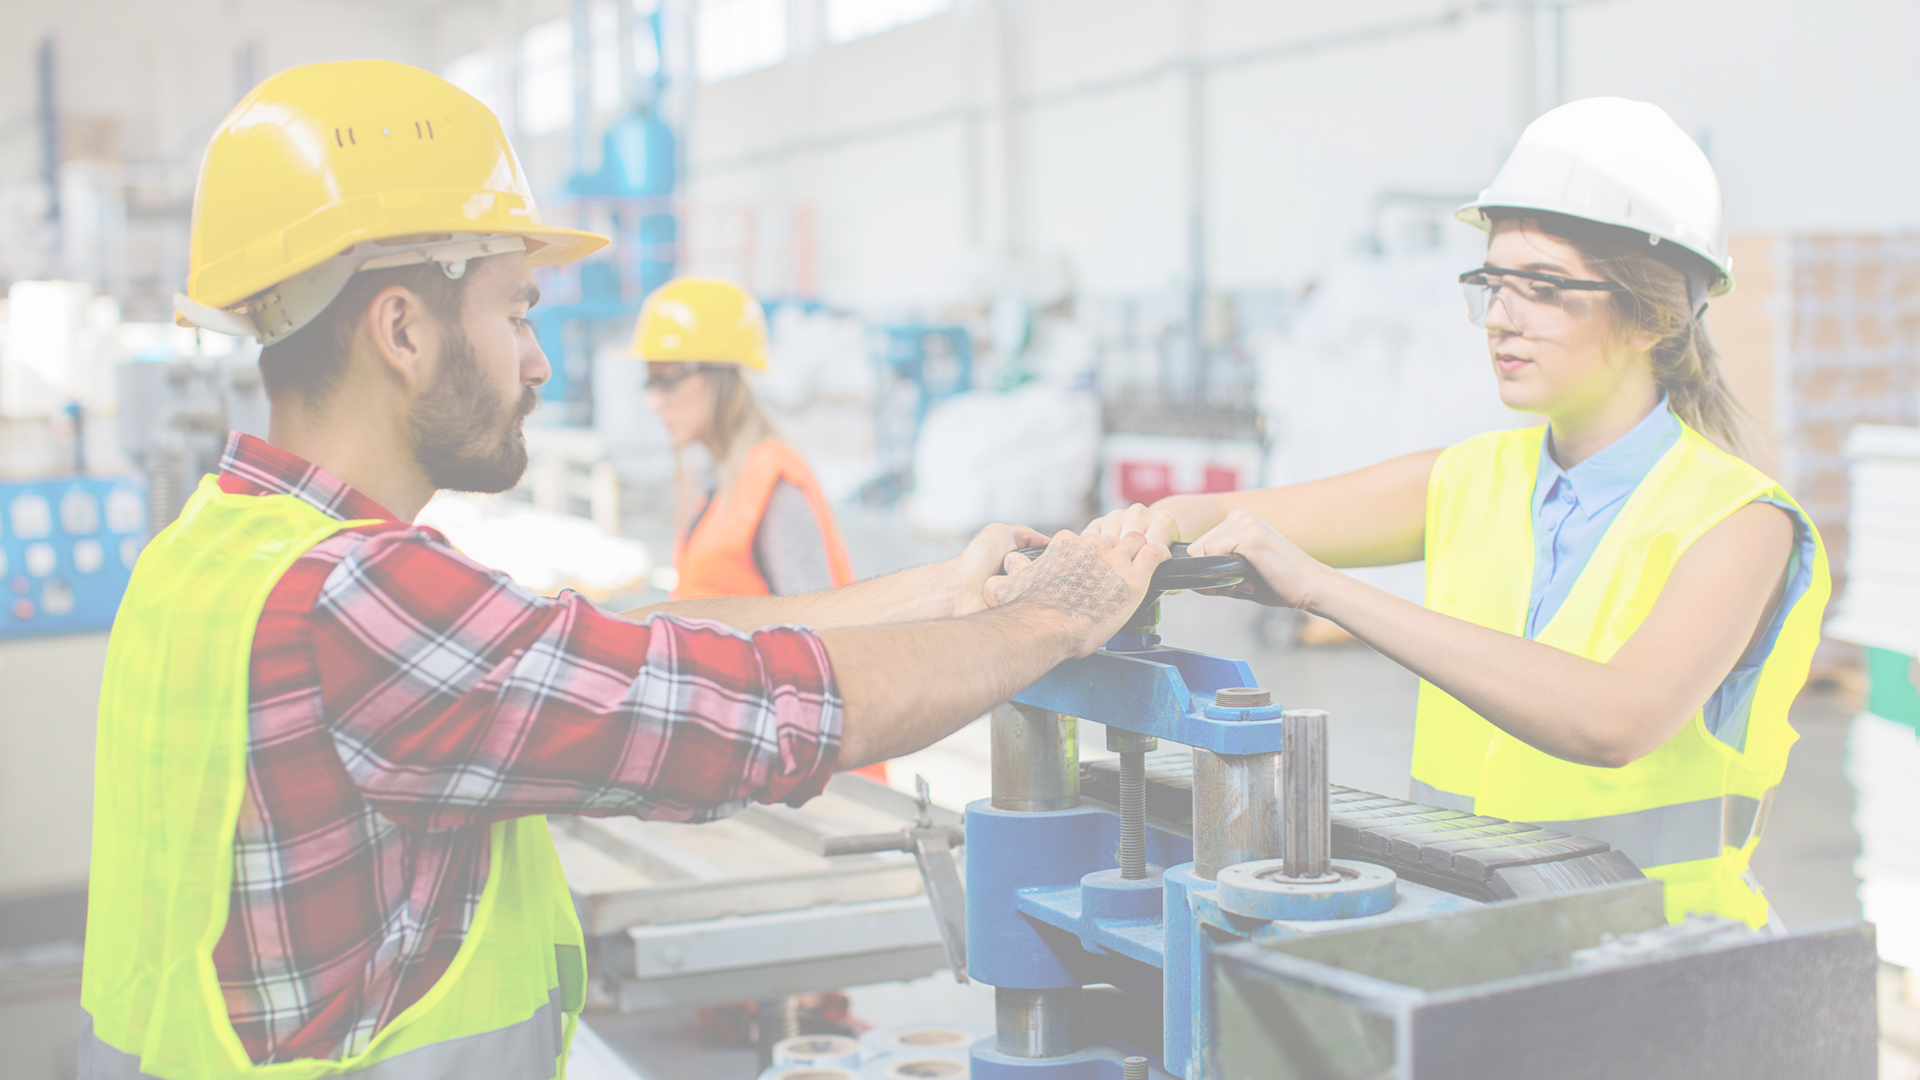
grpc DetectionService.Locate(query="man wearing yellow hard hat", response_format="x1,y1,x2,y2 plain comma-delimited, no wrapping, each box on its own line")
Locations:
84,60,1169,1078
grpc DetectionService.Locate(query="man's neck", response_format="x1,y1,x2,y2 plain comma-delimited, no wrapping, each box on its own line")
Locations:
267,402,434,522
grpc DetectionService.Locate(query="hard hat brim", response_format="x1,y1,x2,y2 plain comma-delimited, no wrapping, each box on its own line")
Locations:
1453,200,1734,298
187,200,610,312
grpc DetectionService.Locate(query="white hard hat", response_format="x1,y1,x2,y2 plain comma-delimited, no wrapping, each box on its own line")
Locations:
1457,98,1732,307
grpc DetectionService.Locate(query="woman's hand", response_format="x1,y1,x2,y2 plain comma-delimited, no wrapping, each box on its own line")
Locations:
1186,508,1337,611
1082,502,1164,540
1082,495,1223,544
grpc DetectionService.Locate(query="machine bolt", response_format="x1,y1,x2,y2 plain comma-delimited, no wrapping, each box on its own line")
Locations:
1281,709,1332,881
1123,1055,1150,1079
1104,729,1157,880
1214,687,1271,708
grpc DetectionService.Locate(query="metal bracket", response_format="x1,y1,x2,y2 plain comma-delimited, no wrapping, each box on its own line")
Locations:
820,775,969,982
1011,646,1289,754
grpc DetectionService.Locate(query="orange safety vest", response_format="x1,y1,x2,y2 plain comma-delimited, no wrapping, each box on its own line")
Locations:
672,441,880,781
673,440,856,601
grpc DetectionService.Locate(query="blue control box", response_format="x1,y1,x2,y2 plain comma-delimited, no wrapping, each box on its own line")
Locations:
0,476,147,639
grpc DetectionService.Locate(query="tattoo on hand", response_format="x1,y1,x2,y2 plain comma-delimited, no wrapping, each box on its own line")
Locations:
996,543,1131,622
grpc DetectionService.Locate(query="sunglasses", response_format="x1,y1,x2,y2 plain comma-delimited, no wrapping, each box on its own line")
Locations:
645,363,707,391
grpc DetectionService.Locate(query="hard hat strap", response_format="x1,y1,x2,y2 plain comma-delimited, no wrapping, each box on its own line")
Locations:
1685,271,1711,320
177,234,528,346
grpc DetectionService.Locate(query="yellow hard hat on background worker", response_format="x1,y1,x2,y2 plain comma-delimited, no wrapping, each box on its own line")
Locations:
630,276,769,368
173,58,606,345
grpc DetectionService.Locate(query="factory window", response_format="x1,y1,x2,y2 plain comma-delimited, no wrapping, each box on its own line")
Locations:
589,0,663,114
444,50,499,116
826,0,949,43
520,18,575,137
696,0,786,82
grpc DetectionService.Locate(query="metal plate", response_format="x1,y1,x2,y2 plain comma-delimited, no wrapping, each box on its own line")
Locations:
554,773,959,935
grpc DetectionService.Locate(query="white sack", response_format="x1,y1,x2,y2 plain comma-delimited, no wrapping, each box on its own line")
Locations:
906,384,1100,535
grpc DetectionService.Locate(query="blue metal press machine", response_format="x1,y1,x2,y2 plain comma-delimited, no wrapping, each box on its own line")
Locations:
860,545,1880,1080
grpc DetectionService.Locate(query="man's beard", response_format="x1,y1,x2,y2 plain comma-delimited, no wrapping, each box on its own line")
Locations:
409,329,538,494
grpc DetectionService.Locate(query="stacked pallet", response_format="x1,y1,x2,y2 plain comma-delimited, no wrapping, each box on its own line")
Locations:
1823,424,1920,974
1826,425,1920,654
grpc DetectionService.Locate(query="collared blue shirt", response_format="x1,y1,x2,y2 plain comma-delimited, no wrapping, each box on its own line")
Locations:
1524,399,1817,751
1526,401,1682,638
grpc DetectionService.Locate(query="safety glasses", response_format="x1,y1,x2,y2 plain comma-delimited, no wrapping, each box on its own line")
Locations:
1459,266,1630,332
644,363,707,392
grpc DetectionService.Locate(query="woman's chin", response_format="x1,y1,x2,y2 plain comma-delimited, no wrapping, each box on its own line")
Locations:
1494,377,1553,415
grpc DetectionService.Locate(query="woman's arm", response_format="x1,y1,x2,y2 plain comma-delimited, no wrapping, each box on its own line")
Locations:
1188,504,1795,768
1090,449,1441,567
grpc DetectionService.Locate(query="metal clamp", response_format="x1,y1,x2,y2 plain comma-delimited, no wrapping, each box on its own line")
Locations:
820,775,969,981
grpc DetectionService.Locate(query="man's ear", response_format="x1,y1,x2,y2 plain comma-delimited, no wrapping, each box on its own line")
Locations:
359,284,439,391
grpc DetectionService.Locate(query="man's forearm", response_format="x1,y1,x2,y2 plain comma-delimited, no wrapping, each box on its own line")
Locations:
823,604,1077,768
622,562,961,631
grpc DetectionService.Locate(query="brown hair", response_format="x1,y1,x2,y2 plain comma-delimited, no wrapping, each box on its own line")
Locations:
1493,210,1750,456
258,263,467,403
672,365,783,530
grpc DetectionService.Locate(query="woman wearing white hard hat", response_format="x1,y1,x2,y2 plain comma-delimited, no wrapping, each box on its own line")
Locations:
1084,98,1826,928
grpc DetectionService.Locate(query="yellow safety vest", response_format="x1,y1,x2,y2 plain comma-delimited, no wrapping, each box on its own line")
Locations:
81,477,585,1079
1410,423,1828,927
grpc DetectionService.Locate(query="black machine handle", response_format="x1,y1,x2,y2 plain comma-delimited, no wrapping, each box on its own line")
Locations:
1014,541,1256,593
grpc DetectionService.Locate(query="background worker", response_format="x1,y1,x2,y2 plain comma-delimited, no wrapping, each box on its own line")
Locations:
637,277,854,600
85,60,1168,1078
1078,98,1827,929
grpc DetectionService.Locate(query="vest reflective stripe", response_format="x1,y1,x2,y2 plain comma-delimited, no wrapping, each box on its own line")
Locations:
82,477,584,1078
1412,422,1829,928
1534,795,1755,873
673,440,855,600
1410,782,1770,870
1408,779,1475,812
79,989,566,1080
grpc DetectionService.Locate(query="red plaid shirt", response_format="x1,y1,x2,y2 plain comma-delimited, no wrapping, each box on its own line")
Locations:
206,433,842,1063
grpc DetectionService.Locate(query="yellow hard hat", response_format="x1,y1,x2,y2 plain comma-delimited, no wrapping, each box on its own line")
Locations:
630,277,768,370
176,60,608,342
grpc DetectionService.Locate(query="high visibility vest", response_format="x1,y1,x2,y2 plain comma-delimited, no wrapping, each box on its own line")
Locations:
1410,422,1829,927
81,476,585,1079
673,440,855,600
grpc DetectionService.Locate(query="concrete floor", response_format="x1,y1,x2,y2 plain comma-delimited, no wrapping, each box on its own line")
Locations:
0,508,1909,1077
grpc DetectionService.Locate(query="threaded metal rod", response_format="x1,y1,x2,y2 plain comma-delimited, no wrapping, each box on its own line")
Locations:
1123,1055,1150,1080
1282,709,1331,880
1118,750,1146,879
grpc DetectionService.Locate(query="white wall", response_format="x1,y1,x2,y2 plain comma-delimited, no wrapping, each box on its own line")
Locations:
0,0,433,178
684,0,1920,311
5,0,1916,309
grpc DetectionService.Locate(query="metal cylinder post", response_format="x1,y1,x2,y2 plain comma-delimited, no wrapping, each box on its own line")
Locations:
994,986,1085,1058
991,703,1079,812
1282,709,1332,880
1123,1055,1150,1080
1192,747,1282,880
